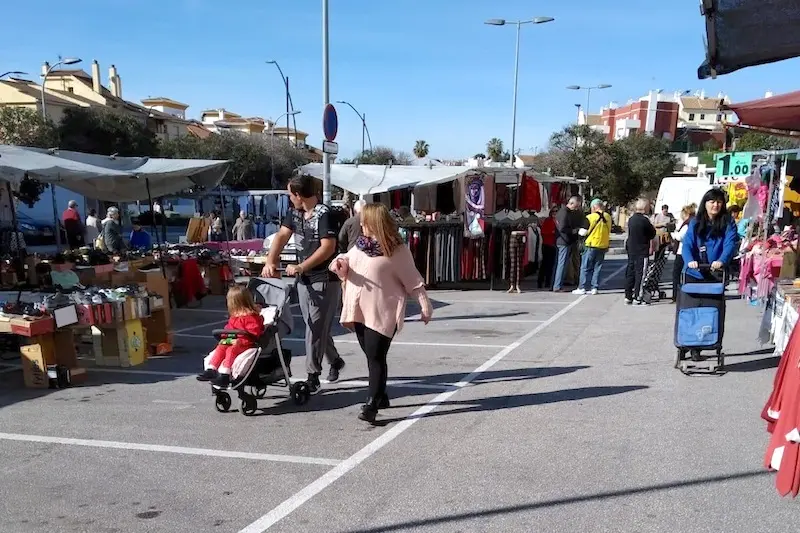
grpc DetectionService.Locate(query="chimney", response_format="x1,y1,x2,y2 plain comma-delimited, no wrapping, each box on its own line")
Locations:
108,64,119,97
765,90,774,98
218,109,224,120
41,62,49,77
91,60,101,93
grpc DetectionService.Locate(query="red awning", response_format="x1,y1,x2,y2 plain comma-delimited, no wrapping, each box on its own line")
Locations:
726,90,800,133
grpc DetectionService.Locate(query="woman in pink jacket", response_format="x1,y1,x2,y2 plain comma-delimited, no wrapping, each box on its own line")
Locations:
330,203,433,423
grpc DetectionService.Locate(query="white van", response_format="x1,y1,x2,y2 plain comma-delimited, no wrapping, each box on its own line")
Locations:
655,177,714,217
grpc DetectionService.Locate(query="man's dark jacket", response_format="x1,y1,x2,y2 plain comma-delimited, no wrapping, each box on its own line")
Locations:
338,214,362,252
555,206,583,247
626,213,656,256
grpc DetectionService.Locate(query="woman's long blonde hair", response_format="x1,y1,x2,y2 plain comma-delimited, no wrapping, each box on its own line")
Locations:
360,203,403,257
681,203,697,220
226,285,259,316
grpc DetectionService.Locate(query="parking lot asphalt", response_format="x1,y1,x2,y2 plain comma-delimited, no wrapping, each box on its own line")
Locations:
0,256,791,532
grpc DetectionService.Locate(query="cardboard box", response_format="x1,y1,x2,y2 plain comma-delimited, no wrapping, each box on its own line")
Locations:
136,270,171,327
11,317,55,337
20,343,49,388
53,330,77,368
92,319,145,367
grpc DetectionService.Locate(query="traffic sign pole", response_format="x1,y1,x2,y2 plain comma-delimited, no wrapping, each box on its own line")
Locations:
322,0,331,205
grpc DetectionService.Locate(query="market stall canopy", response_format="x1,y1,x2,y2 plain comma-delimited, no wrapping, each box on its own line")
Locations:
0,145,132,183
698,0,800,79
299,163,527,195
724,90,800,132
0,145,230,202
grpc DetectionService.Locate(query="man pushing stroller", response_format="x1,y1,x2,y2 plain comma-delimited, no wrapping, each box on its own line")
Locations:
261,174,345,394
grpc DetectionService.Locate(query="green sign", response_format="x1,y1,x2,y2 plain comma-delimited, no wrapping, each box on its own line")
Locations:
715,152,753,179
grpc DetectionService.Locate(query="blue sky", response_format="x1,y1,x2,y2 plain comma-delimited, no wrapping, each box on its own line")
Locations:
2,0,797,160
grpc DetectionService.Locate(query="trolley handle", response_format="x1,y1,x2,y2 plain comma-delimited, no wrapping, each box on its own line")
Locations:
212,329,258,341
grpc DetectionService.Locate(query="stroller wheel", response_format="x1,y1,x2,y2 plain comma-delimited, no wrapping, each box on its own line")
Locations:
215,392,232,413
254,386,267,399
291,382,311,406
241,396,258,416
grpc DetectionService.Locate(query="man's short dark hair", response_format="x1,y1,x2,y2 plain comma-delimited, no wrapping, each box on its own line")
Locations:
662,204,669,210
288,174,317,199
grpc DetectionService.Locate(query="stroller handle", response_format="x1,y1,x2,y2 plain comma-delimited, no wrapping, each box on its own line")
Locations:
212,329,257,341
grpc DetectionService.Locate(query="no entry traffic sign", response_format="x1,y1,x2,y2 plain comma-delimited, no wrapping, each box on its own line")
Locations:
323,103,338,142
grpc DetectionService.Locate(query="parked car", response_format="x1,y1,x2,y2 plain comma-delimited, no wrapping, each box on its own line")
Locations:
16,212,65,246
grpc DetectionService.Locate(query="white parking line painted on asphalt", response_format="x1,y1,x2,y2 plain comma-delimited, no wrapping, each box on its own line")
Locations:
0,432,342,466
238,295,588,533
173,333,509,349
174,319,228,334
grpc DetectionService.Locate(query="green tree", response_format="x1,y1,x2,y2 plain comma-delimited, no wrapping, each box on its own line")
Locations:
413,140,430,158
358,146,412,165
735,131,799,151
58,108,159,157
614,133,676,193
160,131,307,189
0,107,60,206
486,138,504,161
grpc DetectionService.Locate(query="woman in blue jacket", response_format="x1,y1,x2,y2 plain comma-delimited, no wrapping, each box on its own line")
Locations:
682,188,738,282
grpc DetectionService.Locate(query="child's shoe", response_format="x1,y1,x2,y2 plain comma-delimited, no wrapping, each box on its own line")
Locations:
196,368,218,382
212,373,231,388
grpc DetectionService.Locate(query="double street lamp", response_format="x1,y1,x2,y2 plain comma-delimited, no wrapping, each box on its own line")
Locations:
41,57,82,120
266,60,298,147
566,84,612,118
485,17,554,166
336,100,373,158
0,71,27,80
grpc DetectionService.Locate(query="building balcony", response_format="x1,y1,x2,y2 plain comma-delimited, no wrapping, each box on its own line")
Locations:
615,118,641,129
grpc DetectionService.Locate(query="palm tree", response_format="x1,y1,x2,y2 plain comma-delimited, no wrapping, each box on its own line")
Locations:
413,140,430,158
486,138,504,161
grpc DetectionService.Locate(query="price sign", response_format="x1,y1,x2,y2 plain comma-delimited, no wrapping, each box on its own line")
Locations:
715,152,753,180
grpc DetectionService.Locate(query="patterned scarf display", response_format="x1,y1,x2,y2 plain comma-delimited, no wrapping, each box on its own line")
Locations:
356,235,383,257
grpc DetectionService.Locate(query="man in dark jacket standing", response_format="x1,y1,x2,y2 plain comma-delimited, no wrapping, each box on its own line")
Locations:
553,195,583,292
625,198,657,304
338,199,365,252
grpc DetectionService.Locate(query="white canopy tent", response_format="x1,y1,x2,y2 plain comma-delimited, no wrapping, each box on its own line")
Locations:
0,145,230,202
299,163,528,196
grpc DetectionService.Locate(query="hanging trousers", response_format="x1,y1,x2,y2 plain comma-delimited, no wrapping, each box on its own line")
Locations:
509,232,525,287
354,323,394,403
625,254,650,301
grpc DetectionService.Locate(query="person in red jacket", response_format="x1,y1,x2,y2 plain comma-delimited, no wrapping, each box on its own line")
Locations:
538,207,558,289
196,285,264,387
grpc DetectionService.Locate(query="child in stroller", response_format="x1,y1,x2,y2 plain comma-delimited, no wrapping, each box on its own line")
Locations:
196,285,264,388
198,278,310,416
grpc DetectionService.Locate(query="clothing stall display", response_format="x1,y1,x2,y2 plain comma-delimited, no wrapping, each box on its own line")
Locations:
464,175,486,238
507,231,526,293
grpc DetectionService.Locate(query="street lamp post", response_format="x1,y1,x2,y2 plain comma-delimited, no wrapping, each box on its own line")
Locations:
322,0,331,204
266,60,298,147
40,57,82,120
270,111,302,188
566,84,612,119
336,100,373,158
485,17,554,167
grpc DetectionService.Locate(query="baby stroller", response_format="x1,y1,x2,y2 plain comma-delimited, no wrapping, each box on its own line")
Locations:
640,238,671,303
674,265,726,374
204,277,312,416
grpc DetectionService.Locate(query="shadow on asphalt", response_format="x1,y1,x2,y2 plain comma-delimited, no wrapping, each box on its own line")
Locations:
332,468,770,533
373,385,649,425
723,356,780,373
243,367,596,418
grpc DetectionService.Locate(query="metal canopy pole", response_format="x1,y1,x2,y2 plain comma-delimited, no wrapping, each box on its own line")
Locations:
144,177,167,279
51,181,62,252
